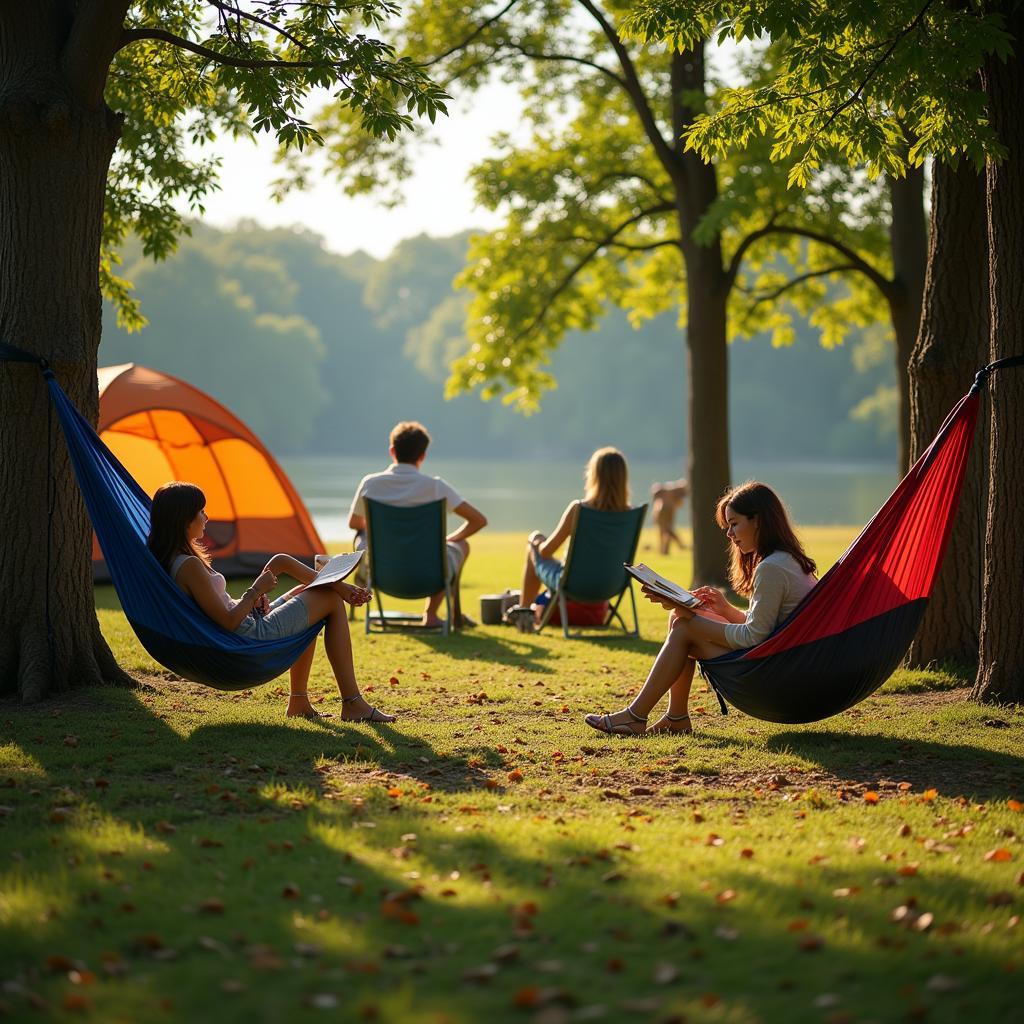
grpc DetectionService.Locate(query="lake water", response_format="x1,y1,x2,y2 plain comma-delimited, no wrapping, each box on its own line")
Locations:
280,454,898,542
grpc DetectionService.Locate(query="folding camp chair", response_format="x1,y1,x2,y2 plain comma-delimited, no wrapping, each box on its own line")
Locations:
363,498,456,635
536,504,647,639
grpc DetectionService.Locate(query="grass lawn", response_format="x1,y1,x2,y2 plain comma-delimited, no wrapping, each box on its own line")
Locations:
2,528,1021,1024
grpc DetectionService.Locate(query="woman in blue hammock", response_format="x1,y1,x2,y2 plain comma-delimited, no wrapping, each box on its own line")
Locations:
148,482,394,723
585,481,816,737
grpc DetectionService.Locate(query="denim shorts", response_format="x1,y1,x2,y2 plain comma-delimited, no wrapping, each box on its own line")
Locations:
236,593,311,641
532,552,563,592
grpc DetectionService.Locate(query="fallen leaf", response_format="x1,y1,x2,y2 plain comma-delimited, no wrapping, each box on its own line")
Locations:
864,791,880,804
798,935,825,952
715,889,737,904
198,899,225,915
507,769,524,783
282,884,301,900
986,848,1013,863
653,962,679,985
1008,799,1023,813
740,848,754,859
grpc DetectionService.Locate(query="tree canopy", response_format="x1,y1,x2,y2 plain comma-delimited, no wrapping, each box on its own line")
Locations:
100,0,448,328
621,0,1012,184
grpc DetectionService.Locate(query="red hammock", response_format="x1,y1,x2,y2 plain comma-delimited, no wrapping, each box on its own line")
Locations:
701,356,1021,723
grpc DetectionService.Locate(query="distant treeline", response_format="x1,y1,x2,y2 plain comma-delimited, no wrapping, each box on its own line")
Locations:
100,222,897,464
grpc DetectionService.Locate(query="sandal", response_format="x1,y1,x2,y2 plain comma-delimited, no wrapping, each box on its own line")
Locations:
287,694,327,720
342,696,395,724
583,706,647,737
648,712,692,735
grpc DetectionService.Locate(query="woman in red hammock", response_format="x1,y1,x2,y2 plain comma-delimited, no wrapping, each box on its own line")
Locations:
585,481,817,737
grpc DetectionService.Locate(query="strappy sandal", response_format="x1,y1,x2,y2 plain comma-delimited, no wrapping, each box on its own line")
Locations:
649,712,692,735
583,706,647,737
342,696,395,724
287,694,327,720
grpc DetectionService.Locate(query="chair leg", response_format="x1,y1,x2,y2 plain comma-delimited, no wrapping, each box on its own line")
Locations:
559,589,571,639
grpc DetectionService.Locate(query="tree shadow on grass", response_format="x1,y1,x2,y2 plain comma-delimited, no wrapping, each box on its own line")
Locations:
1,694,1019,1023
767,730,1023,803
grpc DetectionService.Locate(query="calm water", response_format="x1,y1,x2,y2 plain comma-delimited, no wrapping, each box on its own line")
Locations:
280,454,898,542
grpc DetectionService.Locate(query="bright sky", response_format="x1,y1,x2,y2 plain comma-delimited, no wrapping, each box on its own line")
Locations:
193,83,522,260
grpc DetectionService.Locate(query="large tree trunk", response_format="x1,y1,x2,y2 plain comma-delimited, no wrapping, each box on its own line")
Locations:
973,2,1024,704
672,46,731,588
888,166,929,473
0,12,126,700
905,161,989,669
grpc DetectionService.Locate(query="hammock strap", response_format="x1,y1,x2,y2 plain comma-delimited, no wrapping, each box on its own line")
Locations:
970,353,1024,393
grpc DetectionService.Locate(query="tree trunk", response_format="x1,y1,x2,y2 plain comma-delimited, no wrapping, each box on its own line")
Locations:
888,166,929,473
0,15,126,700
905,161,989,669
973,2,1024,704
671,45,731,588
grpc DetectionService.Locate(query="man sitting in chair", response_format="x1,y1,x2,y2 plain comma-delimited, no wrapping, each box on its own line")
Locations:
348,421,487,628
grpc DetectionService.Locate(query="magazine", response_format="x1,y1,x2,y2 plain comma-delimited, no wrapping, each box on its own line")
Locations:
305,551,364,591
624,562,703,610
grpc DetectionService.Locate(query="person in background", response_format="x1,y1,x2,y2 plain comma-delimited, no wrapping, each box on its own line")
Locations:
585,481,816,736
507,447,631,631
148,481,393,723
650,478,689,554
347,421,487,628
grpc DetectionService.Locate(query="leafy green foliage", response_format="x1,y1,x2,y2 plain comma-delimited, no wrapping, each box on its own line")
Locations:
99,2,449,324
621,1,1012,183
100,222,897,462
308,1,899,412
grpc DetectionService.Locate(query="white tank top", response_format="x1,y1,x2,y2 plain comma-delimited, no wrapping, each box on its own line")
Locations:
170,554,235,610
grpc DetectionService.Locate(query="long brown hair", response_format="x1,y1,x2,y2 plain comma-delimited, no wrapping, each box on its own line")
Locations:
715,481,816,597
147,482,211,572
583,447,630,511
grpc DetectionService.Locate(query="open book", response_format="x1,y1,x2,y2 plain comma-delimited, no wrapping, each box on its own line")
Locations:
305,551,364,591
624,562,703,610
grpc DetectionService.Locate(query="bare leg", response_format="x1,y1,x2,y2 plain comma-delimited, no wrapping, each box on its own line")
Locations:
286,640,318,718
424,540,469,628
299,587,395,722
520,543,543,607
584,614,727,737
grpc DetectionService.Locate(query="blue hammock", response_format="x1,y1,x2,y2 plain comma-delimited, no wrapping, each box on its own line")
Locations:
45,369,324,690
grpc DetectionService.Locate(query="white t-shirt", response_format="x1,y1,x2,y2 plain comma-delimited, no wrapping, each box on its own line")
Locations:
348,463,464,521
722,550,817,650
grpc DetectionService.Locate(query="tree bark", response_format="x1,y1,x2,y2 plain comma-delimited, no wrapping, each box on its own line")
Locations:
0,8,127,700
671,46,731,588
905,160,989,669
888,166,929,473
973,2,1024,704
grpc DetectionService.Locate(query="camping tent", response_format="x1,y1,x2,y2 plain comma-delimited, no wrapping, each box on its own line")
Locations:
93,363,324,578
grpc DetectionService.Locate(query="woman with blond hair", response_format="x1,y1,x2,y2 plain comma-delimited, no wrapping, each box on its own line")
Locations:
508,447,631,629
585,481,817,736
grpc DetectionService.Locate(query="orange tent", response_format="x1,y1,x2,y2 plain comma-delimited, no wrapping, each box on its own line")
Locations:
94,364,324,578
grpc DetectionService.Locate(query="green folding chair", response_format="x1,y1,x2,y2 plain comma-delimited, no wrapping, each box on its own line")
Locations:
363,498,454,635
536,504,647,639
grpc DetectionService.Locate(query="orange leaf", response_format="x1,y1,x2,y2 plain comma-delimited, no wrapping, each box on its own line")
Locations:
507,769,524,783
898,863,920,877
46,954,75,972
282,884,301,900
1007,799,1023,813
921,788,939,802
985,848,1013,863
155,821,176,834
897,782,912,792
864,791,880,804
199,899,225,914
512,987,540,1008
715,889,737,904
389,677,400,686
786,919,809,932
740,848,754,859
387,788,403,798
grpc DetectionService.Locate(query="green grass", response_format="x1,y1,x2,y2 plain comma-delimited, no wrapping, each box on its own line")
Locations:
2,528,1022,1024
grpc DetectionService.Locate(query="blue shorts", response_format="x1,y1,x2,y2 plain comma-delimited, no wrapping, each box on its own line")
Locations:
236,593,311,641
532,552,563,592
